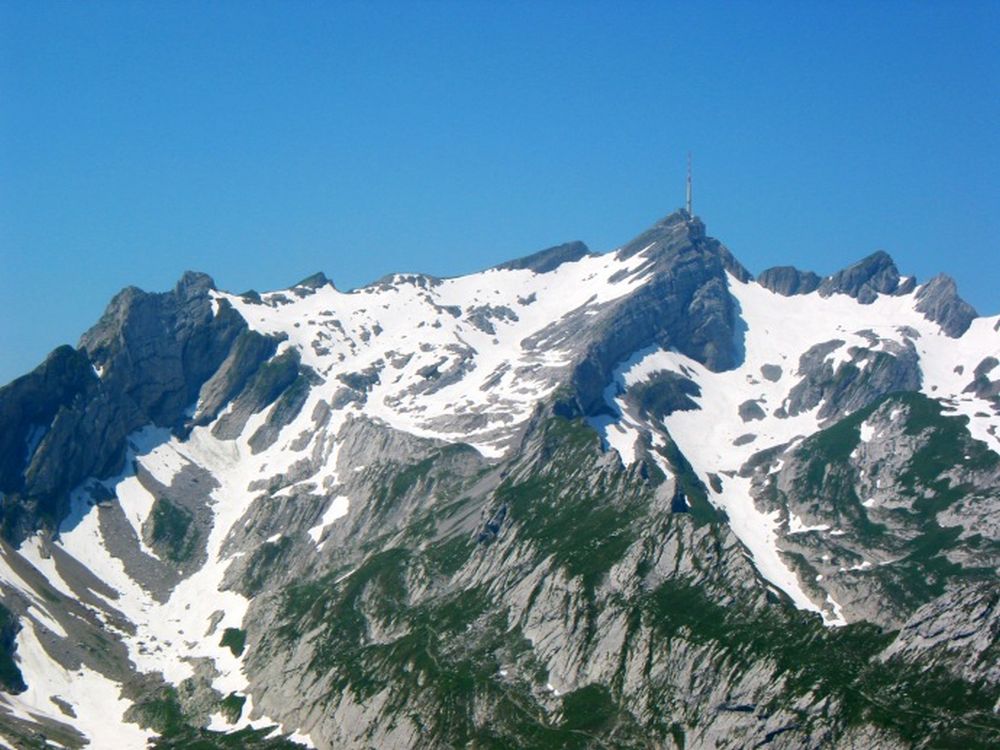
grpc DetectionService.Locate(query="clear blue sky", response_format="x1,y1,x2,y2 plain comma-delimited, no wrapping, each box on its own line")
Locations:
2,1,998,385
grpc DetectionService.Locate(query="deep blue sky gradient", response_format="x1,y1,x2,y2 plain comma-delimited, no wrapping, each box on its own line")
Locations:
2,1,998,385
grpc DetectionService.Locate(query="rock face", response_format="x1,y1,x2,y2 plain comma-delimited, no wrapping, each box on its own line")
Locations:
295,272,333,290
0,211,997,749
880,583,1000,687
79,271,246,429
562,212,750,417
758,256,978,339
495,240,592,273
758,265,821,296
0,345,132,542
0,602,26,693
0,272,311,545
749,393,1000,629
915,273,979,336
239,415,884,749
783,338,922,424
818,250,902,303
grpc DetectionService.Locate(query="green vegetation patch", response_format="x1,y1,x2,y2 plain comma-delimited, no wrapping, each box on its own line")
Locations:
467,415,663,656
423,534,475,577
0,603,26,693
493,416,655,590
149,724,309,749
371,442,480,516
127,685,187,736
218,692,246,724
149,497,198,564
219,628,246,658
896,391,998,496
559,683,618,733
653,432,720,525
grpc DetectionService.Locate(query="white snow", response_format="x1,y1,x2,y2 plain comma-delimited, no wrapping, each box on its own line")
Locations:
128,426,191,486
786,513,831,535
841,560,873,572
6,408,335,746
113,475,160,559
4,621,151,748
824,594,847,626
18,539,77,601
590,415,641,466
704,475,829,622
0,548,69,640
858,420,876,443
307,495,350,546
222,244,654,459
26,602,67,639
913,314,1000,454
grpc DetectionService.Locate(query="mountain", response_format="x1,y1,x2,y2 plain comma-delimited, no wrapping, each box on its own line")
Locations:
0,210,997,749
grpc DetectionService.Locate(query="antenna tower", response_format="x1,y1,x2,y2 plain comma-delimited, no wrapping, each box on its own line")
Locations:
685,152,692,216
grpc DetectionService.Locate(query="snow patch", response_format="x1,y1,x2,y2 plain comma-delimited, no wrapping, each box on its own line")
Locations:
824,594,847,627
5,621,151,748
858,420,876,443
307,495,351,547
786,513,831,535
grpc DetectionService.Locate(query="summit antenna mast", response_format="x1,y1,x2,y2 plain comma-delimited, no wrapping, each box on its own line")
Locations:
686,152,692,216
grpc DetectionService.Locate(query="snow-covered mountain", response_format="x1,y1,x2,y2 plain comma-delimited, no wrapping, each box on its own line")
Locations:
0,210,997,749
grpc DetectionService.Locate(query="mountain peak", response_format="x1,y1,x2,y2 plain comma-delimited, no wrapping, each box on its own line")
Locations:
758,266,822,296
618,210,703,258
295,271,334,290
175,270,216,298
616,209,750,284
652,207,699,227
818,250,902,304
915,273,978,336
494,240,592,274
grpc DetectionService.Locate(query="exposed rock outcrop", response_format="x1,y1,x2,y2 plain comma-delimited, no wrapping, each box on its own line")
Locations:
783,338,921,423
495,240,592,274
0,272,263,543
752,393,1000,630
562,213,749,417
915,273,978,337
818,251,901,303
758,265,821,296
880,583,1000,687
0,346,134,542
79,271,246,429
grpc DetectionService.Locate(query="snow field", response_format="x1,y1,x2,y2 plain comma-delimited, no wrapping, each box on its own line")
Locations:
222,246,654,459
